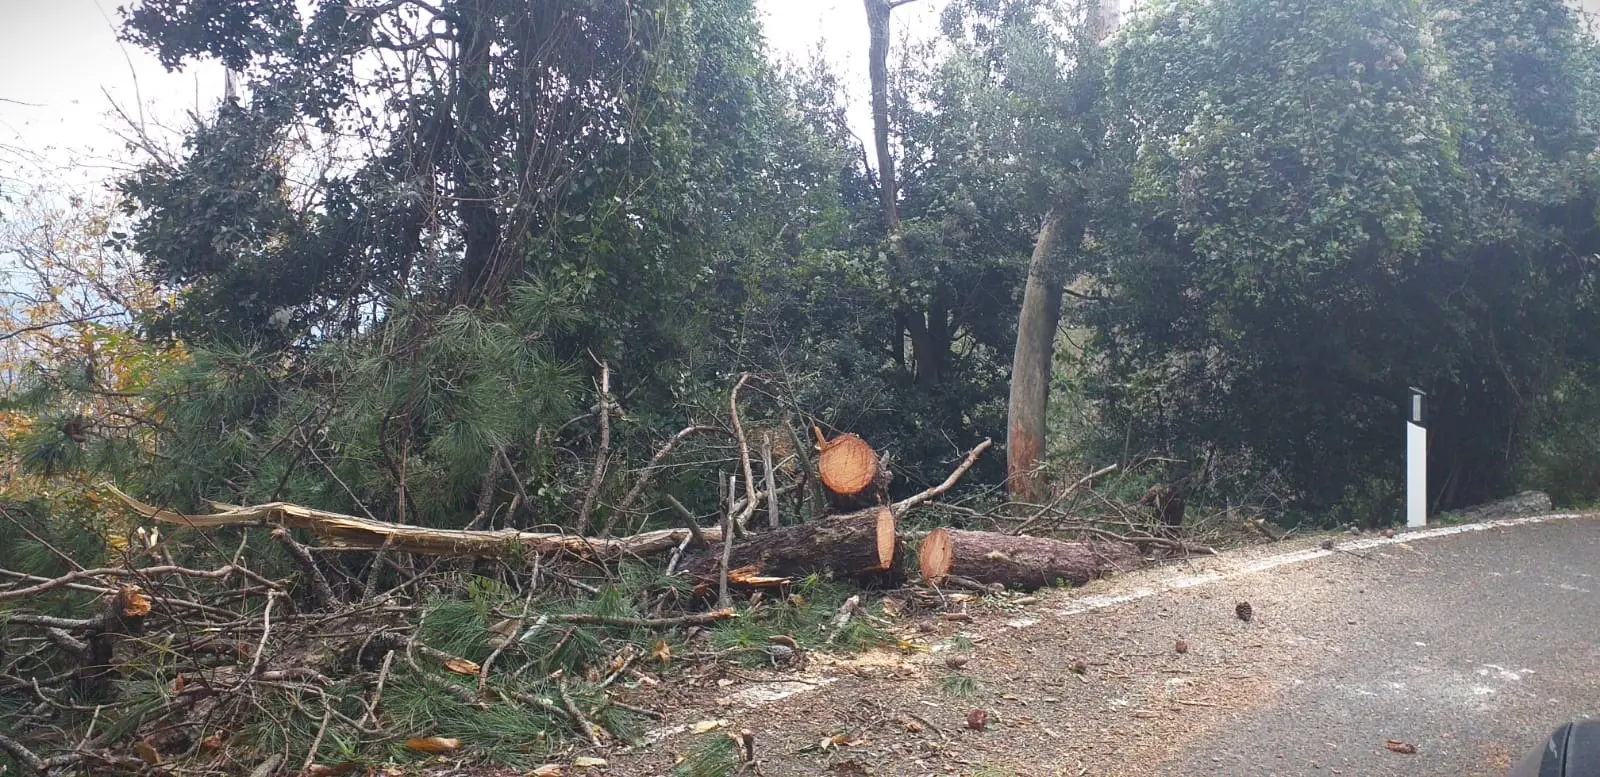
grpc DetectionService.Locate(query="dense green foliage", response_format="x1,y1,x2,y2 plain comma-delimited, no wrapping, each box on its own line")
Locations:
1070,0,1600,513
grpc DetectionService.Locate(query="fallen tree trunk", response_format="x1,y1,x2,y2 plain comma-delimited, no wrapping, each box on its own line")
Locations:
683,439,995,586
107,487,722,560
682,508,908,586
919,528,1140,591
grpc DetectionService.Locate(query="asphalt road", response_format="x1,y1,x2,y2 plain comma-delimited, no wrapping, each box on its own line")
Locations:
1158,516,1600,776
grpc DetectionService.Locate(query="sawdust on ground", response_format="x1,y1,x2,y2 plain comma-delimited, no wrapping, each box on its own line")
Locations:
598,533,1377,776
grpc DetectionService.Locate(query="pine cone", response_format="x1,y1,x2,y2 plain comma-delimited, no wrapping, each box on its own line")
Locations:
1235,601,1253,622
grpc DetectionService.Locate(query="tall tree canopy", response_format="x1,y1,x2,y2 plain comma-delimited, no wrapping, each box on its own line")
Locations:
1072,0,1600,512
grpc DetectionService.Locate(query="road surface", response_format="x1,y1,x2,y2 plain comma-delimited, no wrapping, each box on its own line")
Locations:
1159,515,1600,776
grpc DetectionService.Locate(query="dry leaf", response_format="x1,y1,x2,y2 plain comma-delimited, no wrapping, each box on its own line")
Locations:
198,735,223,752
767,634,799,650
901,718,925,733
304,763,358,777
572,756,608,768
1384,740,1417,754
120,586,152,618
650,639,671,666
944,656,970,670
691,719,730,734
530,766,563,777
403,737,461,754
817,733,861,751
443,658,481,676
941,612,973,623
134,741,161,765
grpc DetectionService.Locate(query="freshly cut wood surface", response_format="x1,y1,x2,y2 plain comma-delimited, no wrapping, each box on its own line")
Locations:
815,431,879,498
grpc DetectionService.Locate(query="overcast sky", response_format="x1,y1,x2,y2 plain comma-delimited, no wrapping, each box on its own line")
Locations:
0,0,956,193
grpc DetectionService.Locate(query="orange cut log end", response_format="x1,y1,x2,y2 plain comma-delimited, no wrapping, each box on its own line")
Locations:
816,433,879,497
875,507,896,571
919,528,953,584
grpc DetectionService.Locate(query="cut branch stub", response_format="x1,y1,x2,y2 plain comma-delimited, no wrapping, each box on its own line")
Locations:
815,431,878,498
919,528,954,584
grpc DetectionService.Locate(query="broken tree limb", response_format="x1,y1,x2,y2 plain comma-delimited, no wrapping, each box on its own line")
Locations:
893,439,993,515
603,424,723,537
919,528,1140,591
107,486,724,560
578,361,613,532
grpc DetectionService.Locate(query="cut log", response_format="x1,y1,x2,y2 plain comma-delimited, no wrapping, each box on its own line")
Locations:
918,528,1140,591
813,428,887,510
683,508,906,587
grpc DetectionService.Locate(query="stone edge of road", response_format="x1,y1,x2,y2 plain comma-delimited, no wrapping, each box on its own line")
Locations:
638,510,1596,746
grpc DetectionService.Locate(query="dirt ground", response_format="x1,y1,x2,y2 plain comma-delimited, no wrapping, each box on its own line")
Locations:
595,534,1369,776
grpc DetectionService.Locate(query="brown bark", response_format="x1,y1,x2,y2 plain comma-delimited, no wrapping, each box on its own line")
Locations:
919,528,1140,591
1006,210,1068,502
683,509,908,587
108,487,722,560
864,0,939,387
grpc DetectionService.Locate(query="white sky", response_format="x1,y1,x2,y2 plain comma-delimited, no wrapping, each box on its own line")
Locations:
0,0,958,194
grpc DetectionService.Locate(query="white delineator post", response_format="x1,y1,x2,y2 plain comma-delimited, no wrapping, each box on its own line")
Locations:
1406,387,1427,528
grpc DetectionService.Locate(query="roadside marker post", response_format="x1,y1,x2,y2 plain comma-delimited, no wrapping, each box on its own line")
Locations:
1407,387,1427,528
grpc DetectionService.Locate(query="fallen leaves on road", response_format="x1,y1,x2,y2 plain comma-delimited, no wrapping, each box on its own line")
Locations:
1384,739,1418,754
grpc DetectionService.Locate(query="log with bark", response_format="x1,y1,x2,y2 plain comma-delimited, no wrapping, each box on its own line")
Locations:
919,528,1140,591
683,507,909,587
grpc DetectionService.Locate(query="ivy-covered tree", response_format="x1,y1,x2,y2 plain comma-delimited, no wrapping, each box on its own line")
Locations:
1073,0,1600,513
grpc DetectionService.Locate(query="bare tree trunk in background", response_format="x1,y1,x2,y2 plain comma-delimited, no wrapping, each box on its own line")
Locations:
1006,211,1067,502
864,0,940,387
1004,1,1119,501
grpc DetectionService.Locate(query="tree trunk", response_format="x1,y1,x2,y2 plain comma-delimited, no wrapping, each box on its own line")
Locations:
1006,210,1068,502
919,528,1139,591
683,509,908,587
864,0,940,387
450,0,506,305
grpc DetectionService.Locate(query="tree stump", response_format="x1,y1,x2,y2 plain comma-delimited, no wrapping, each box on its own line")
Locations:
919,528,1140,591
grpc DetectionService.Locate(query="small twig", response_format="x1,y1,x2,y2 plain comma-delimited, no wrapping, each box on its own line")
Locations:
480,587,536,696
0,733,84,775
597,647,637,691
604,425,723,536
243,592,278,682
663,495,708,548
1011,463,1119,536
357,649,395,731
762,435,780,530
540,609,736,629
604,698,663,720
300,699,334,771
0,564,239,602
578,359,613,532
271,528,337,609
729,374,760,530
719,501,735,609
825,595,861,644
559,679,604,748
665,532,693,576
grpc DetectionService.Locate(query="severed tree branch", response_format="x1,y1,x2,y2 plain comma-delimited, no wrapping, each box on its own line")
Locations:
578,360,613,533
890,439,993,516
